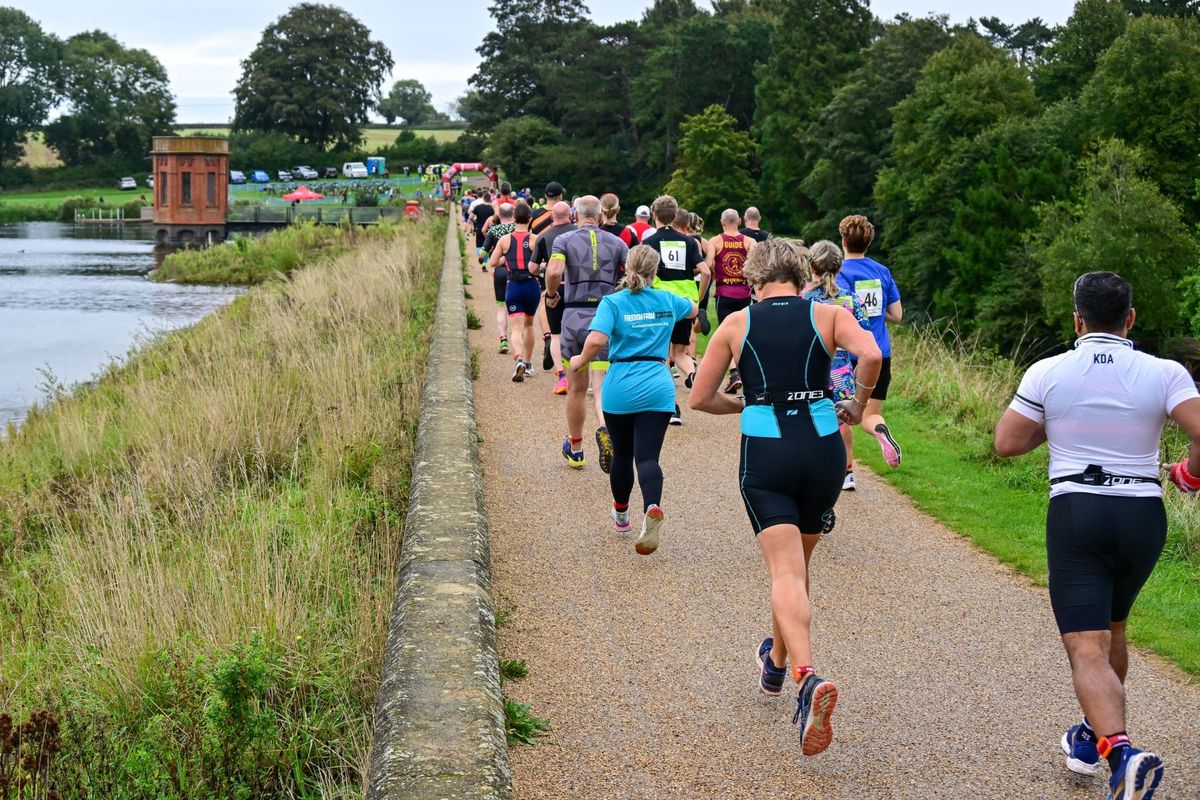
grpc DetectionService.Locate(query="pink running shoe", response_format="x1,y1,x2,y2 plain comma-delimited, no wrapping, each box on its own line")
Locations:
874,423,902,468
553,371,568,395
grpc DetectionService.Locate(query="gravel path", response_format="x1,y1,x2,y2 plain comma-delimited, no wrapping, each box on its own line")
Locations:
464,251,1199,799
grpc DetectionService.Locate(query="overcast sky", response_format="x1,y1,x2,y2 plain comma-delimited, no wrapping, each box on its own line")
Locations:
8,0,1077,123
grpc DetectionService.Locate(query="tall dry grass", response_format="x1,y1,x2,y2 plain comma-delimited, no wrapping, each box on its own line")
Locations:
0,219,444,797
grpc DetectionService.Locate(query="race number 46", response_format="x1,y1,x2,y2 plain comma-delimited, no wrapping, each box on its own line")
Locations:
855,279,883,318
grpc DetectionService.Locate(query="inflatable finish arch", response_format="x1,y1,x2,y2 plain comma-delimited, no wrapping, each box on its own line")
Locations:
443,162,497,194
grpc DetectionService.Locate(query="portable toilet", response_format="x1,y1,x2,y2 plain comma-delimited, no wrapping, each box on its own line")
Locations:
367,157,386,176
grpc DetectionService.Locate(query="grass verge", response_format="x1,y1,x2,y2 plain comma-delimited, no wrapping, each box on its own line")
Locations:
0,218,445,797
858,327,1200,673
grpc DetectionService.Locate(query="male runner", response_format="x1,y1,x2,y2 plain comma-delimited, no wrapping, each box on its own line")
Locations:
837,214,903,470
739,207,770,243
495,181,516,209
627,204,653,243
995,271,1200,800
482,203,517,353
545,195,628,470
530,181,564,236
470,193,495,270
708,208,756,393
642,195,711,425
488,203,540,381
533,201,576,395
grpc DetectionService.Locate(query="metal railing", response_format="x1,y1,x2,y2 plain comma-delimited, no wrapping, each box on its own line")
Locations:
225,206,408,225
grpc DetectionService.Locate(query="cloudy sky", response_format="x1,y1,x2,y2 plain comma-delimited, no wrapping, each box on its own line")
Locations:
8,0,1077,123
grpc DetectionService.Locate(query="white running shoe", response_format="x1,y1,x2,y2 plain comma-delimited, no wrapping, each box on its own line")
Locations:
842,472,856,491
611,506,631,533
512,361,526,382
636,505,664,555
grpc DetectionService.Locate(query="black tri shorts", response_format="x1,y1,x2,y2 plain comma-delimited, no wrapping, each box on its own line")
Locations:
716,295,751,324
852,356,892,401
1046,492,1166,634
545,293,564,335
670,317,693,346
493,266,508,303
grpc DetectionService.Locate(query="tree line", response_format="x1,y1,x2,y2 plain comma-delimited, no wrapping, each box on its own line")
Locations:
464,0,1200,359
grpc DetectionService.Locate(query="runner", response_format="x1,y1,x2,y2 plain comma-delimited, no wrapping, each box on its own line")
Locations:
470,192,495,271
533,201,576,395
803,240,871,491
495,181,516,209
545,195,628,471
628,205,653,243
837,214,903,469
530,181,564,236
707,209,757,394
482,203,517,353
686,211,709,368
568,244,698,554
642,196,711,425
739,207,769,243
689,237,881,756
487,202,540,380
599,193,636,247
994,271,1200,800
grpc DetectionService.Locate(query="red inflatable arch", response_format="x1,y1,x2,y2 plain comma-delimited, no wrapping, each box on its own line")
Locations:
442,162,497,195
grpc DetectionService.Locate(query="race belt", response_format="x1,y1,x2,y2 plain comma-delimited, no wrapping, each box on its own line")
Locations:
744,389,829,405
1050,464,1160,488
611,356,667,364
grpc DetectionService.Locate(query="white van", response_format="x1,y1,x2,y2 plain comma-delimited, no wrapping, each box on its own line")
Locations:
342,162,368,179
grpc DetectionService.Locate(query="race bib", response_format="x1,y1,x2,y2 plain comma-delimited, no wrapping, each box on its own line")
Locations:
855,279,883,318
660,240,687,275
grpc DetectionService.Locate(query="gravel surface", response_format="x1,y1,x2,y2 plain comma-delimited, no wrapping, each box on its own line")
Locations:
464,252,1200,799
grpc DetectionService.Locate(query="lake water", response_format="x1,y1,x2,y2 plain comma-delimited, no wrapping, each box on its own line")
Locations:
0,222,240,427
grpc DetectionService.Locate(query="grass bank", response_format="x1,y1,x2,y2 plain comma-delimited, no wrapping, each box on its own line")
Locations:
153,223,404,285
857,327,1200,673
0,219,444,797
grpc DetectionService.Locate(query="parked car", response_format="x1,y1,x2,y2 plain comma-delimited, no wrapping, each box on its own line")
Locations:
277,170,292,181
292,165,318,180
146,175,154,189
229,170,247,185
342,162,368,179
119,177,137,190
323,166,339,179
251,170,270,184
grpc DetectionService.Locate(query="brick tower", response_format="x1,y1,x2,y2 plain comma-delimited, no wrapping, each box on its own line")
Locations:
151,136,229,244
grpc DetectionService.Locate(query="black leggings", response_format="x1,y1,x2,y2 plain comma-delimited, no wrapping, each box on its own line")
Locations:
606,411,672,511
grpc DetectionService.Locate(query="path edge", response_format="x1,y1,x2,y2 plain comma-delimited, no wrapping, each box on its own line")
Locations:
367,219,513,799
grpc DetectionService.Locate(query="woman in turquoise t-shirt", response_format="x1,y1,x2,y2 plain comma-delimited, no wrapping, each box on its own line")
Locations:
570,245,697,556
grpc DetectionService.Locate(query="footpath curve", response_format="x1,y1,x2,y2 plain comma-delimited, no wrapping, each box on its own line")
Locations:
465,247,1200,798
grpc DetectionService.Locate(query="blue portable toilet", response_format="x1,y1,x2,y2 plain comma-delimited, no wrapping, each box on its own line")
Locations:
367,157,387,176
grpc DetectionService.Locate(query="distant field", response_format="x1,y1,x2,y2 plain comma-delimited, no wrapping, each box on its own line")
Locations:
0,187,141,206
18,133,61,168
177,126,465,147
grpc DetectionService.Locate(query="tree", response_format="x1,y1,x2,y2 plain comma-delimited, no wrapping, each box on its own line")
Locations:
798,15,954,240
1029,139,1199,338
482,114,565,185
0,9,61,166
1077,14,1200,220
664,105,757,225
43,31,175,165
1033,0,1128,103
233,4,392,149
753,0,876,230
379,79,436,126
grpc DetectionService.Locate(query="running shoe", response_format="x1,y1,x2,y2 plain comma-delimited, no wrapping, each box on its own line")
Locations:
595,426,614,475
792,674,839,756
542,338,554,371
561,437,585,469
523,360,535,376
842,472,856,491
669,404,682,426
1061,724,1103,777
685,370,696,389
724,370,743,394
1107,748,1164,800
553,371,568,395
512,361,526,382
756,637,787,696
874,423,902,468
635,505,664,555
498,338,509,354
611,505,631,533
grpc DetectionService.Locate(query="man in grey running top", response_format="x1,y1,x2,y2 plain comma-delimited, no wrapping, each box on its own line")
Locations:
995,271,1200,800
546,195,629,470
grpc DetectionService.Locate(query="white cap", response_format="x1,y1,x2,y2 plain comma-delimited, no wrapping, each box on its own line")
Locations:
635,205,651,218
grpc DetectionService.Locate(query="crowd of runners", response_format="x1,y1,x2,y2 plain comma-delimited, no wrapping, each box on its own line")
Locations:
459,180,1200,800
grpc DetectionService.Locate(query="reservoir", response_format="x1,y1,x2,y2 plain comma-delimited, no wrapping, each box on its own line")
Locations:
0,222,240,427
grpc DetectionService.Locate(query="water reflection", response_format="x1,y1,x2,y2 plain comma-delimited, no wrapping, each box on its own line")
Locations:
1,221,241,426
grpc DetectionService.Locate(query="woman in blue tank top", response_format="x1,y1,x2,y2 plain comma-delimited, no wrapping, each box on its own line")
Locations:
689,238,881,757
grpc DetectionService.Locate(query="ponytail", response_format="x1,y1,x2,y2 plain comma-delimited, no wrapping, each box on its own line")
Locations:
807,240,844,298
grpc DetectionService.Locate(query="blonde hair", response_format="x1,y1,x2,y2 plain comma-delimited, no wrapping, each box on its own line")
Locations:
839,214,875,253
618,244,659,294
600,193,621,224
743,238,810,288
808,240,843,297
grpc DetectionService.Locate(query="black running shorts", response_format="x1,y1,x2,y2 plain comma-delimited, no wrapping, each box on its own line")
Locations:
670,317,693,346
853,356,891,401
739,414,845,535
493,267,508,303
1046,493,1166,634
545,294,564,335
716,296,751,324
